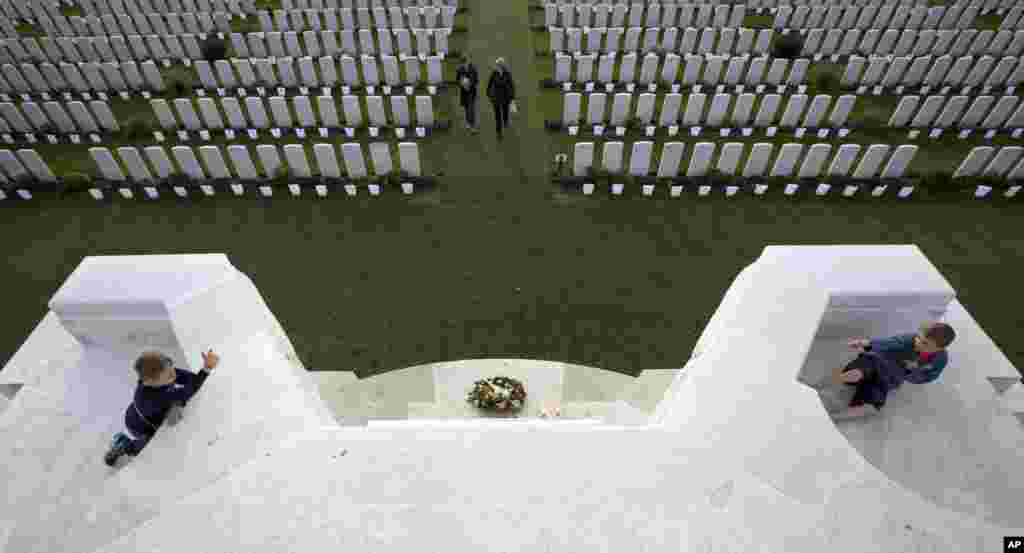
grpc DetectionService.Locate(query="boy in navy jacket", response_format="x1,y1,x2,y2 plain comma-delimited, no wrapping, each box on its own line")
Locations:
828,322,955,420
104,349,220,466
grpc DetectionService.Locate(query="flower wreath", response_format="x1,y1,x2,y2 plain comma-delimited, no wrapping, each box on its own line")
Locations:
466,376,527,412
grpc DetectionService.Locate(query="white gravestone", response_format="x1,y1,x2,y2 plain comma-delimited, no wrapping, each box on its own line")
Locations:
256,144,283,177
659,93,682,127
828,144,862,177
770,143,804,177
686,142,714,177
602,141,624,175
754,94,781,127
983,147,1024,177
853,144,892,179
743,143,774,178
628,141,653,176
798,144,832,178
881,145,918,179
317,96,340,127
953,146,995,177
199,146,231,179
802,95,831,128
828,95,856,128
174,98,203,131
283,143,311,177
343,142,368,178
117,147,153,182
656,142,683,178
779,95,807,128
172,146,207,180
314,143,341,178
222,98,247,129
717,142,743,175
228,144,259,179
706,94,730,127
682,93,705,127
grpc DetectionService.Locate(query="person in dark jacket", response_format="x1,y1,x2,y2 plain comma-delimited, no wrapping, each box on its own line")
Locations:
826,321,955,420
455,56,479,133
104,349,221,466
486,57,516,139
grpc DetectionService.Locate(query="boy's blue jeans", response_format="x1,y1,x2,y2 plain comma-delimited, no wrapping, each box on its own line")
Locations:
120,429,153,456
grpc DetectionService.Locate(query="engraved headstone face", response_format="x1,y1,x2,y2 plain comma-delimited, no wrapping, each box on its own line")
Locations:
798,144,832,178
802,95,831,128
768,143,803,178
682,93,706,127
572,142,594,178
779,95,808,128
706,94,731,127
268,96,293,127
910,96,946,128
628,141,653,177
828,144,862,177
739,142,771,178
245,96,270,128
853,144,892,179
90,147,126,180
659,93,682,127
881,145,918,178
599,141,622,174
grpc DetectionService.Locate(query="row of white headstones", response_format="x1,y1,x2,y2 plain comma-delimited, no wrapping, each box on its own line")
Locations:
0,55,446,100
0,0,251,28
0,28,451,68
567,142,1024,197
546,27,1024,60
89,142,422,185
562,90,1024,136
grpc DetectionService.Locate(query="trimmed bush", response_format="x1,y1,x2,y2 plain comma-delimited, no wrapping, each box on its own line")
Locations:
772,33,805,59
172,80,188,96
815,71,840,94
201,36,228,61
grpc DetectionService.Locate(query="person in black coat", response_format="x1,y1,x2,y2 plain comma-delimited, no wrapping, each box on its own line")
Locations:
455,56,479,133
486,58,516,139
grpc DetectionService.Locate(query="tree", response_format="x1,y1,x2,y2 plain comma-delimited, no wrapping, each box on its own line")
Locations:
201,36,228,61
771,33,805,59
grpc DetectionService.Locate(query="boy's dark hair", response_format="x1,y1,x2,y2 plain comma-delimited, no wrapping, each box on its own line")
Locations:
925,323,956,348
134,351,172,381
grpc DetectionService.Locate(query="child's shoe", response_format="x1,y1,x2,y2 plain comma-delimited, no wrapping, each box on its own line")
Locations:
104,433,132,466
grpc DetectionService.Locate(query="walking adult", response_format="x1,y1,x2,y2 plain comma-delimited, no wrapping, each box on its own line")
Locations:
486,58,517,140
455,55,479,133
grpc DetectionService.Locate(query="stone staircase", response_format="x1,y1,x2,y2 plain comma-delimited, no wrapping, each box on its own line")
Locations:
994,377,1024,424
313,362,683,426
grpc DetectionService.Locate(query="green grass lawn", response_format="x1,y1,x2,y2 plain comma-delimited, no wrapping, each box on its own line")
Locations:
1,1,1022,381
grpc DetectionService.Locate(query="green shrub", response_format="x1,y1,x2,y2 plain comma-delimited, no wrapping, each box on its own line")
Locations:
815,72,840,93
172,80,188,96
62,172,93,193
201,36,228,61
125,119,152,139
772,33,805,59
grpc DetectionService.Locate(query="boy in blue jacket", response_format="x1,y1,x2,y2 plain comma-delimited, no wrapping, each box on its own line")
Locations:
827,322,955,420
104,349,220,466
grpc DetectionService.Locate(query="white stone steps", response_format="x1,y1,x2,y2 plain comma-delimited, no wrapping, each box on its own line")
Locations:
987,376,1021,394
618,369,682,413
34,332,334,553
561,363,635,402
559,401,617,419
0,384,127,553
88,423,1007,553
999,381,1024,415
367,417,608,429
